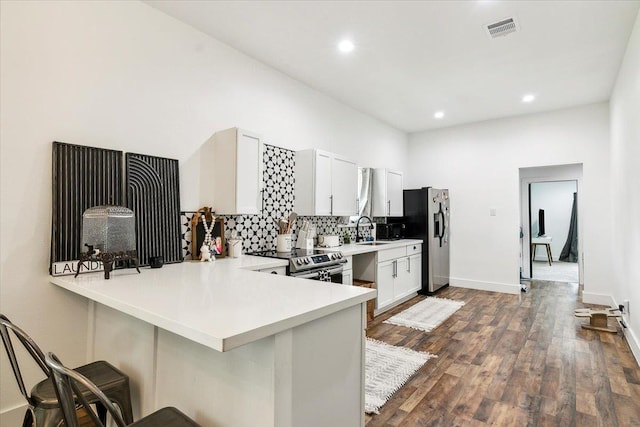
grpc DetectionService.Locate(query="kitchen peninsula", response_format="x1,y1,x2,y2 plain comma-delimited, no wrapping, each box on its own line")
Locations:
50,257,375,427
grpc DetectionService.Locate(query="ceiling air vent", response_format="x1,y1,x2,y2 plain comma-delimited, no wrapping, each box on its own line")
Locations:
485,17,519,39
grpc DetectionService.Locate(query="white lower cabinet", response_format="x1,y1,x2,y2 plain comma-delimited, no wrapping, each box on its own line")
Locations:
376,260,395,308
407,253,422,293
342,255,353,285
375,244,422,312
342,269,353,286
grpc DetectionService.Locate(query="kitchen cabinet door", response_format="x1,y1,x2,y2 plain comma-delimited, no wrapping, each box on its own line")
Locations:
295,149,358,216
407,254,422,294
314,151,333,216
394,257,412,300
372,168,404,217
386,170,403,216
331,156,358,216
211,128,263,215
376,260,395,309
342,269,353,286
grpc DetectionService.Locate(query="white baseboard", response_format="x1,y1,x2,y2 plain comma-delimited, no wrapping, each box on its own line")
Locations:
450,277,520,295
622,325,640,367
0,403,28,425
609,296,640,368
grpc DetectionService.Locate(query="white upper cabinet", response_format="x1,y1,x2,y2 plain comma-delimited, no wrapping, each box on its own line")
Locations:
211,128,263,215
372,168,403,217
295,149,358,216
332,156,359,216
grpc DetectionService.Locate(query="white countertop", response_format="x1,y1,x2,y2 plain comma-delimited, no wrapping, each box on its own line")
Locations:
50,255,375,352
316,239,423,256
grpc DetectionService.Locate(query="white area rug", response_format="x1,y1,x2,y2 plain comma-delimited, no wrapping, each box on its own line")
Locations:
365,338,435,414
383,297,465,332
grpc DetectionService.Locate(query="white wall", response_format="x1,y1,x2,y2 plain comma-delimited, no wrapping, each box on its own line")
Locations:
0,1,407,420
530,180,577,261
407,103,611,295
610,10,640,361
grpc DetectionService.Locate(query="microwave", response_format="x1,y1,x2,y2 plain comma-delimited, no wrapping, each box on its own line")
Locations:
376,223,405,240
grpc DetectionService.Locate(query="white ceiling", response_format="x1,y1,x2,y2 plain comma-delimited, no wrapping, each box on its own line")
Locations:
146,1,640,133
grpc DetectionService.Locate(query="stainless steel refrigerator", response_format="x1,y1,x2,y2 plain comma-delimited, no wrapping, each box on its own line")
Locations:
403,187,450,294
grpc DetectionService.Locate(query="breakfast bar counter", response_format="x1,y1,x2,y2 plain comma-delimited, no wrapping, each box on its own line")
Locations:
50,259,376,427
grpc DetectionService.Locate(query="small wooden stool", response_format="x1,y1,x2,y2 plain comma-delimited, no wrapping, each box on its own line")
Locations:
531,236,553,266
574,308,621,333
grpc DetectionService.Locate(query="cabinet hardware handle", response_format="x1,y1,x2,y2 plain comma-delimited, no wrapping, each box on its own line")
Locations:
330,195,333,215
387,200,391,216
407,256,411,273
393,260,397,278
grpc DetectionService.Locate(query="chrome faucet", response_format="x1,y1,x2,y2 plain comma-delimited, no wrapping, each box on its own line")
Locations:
356,216,374,242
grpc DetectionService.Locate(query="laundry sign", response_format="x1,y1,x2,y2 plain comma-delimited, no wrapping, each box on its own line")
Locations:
51,260,104,276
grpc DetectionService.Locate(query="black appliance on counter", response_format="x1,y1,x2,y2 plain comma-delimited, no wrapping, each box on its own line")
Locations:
375,223,406,240
403,187,450,294
250,249,347,282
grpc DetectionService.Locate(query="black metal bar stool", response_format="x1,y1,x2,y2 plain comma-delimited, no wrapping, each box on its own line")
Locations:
0,314,134,426
46,352,201,427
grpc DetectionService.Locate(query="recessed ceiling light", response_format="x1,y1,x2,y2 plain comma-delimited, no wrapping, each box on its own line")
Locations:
338,39,354,53
434,111,445,119
522,94,536,103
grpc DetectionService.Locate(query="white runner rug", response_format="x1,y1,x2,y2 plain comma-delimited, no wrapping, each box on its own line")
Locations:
365,338,435,414
383,297,465,332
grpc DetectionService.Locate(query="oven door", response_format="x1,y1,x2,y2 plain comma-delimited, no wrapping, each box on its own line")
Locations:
291,265,343,283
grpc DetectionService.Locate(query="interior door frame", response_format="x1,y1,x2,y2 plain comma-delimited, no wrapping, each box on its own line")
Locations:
519,164,583,284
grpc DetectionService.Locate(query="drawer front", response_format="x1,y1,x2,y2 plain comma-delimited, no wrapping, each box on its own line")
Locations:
377,246,407,262
407,243,422,256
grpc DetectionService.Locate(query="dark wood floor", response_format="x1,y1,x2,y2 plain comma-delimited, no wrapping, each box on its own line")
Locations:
365,281,640,426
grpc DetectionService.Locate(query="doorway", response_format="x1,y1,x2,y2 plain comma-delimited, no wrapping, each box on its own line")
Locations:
529,181,579,283
519,164,583,285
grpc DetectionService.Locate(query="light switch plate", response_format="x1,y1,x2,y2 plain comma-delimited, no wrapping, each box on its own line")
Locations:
490,208,497,216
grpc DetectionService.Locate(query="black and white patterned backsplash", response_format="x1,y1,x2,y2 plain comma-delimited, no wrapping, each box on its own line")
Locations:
181,144,373,259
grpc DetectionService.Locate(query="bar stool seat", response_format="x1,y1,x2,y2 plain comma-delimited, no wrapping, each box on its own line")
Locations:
30,360,133,421
0,314,133,426
46,352,201,427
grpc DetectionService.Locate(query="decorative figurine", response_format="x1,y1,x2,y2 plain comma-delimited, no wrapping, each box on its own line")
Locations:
200,243,213,262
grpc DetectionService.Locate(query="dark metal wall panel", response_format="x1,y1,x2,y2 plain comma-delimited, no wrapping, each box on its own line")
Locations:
125,153,182,266
50,142,123,269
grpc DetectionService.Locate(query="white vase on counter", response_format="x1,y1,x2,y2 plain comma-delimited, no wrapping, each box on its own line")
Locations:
276,234,292,252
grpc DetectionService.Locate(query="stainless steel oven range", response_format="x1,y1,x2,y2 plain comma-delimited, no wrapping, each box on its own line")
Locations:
250,249,347,283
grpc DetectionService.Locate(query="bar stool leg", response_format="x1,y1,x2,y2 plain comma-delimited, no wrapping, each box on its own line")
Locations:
546,244,552,266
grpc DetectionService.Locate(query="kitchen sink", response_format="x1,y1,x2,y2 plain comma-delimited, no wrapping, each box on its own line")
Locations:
355,241,391,246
